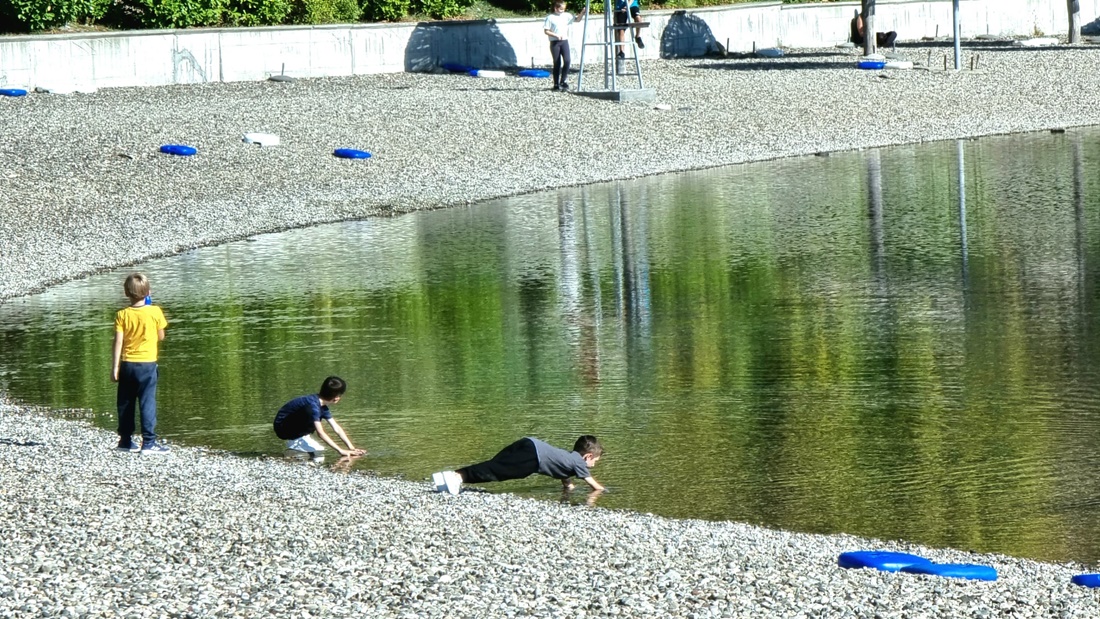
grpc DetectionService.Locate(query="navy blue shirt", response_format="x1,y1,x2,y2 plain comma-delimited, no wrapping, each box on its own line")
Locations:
273,394,332,440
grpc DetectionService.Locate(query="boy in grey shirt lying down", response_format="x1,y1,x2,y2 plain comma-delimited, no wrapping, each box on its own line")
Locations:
433,435,604,496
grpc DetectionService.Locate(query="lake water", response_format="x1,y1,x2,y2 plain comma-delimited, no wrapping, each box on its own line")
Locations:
3,129,1100,564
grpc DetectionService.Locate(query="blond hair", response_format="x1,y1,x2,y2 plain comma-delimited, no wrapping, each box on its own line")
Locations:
123,273,150,302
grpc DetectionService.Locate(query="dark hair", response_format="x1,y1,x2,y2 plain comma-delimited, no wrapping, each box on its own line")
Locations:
573,435,602,458
319,376,347,400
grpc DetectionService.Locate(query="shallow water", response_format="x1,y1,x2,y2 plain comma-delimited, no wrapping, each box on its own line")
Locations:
4,129,1100,564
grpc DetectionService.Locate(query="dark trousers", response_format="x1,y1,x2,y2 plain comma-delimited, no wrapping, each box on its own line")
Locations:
458,438,539,483
117,361,158,444
550,40,571,87
853,30,898,48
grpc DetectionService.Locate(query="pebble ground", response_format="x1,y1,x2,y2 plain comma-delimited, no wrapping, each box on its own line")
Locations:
3,41,1100,617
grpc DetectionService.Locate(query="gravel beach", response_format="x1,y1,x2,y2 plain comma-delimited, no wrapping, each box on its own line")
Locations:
4,42,1100,616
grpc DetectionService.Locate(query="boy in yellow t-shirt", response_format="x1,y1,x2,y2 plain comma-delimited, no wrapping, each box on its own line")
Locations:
111,272,169,454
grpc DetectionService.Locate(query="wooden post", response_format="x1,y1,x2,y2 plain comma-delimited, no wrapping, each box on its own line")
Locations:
1068,0,1081,44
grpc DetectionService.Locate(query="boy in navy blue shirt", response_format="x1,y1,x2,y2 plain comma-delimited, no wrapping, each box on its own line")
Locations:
273,376,366,457
433,435,604,496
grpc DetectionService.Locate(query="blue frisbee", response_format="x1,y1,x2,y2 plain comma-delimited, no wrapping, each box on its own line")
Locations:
518,69,551,78
838,551,933,573
1071,574,1100,588
0,88,28,97
333,148,371,159
900,563,997,581
159,144,197,156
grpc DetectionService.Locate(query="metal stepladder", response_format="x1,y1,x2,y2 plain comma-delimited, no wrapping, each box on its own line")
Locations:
576,0,648,93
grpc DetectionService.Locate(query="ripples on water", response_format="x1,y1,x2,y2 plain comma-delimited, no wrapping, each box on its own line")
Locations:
3,130,1100,563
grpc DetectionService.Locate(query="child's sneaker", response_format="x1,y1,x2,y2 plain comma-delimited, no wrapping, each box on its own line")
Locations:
635,36,645,49
432,471,462,495
115,441,140,453
140,441,171,455
441,471,462,496
286,435,324,453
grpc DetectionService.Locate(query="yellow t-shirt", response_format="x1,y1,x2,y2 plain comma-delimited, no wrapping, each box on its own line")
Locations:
115,305,168,362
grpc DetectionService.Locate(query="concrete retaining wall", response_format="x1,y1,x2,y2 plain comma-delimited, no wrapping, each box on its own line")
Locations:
1,0,1097,90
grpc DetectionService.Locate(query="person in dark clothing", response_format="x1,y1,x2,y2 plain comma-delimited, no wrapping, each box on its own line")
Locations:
543,0,586,91
273,376,366,457
851,12,897,49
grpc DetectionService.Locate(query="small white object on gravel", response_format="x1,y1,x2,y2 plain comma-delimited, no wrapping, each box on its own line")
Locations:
242,132,281,147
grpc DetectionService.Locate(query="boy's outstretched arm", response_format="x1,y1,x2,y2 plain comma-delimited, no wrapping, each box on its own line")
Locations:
313,420,358,457
325,419,367,456
582,476,605,491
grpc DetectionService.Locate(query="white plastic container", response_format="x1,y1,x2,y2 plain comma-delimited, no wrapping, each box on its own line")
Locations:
243,132,281,147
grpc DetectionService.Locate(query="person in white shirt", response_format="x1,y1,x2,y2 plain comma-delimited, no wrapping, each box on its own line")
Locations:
543,0,586,91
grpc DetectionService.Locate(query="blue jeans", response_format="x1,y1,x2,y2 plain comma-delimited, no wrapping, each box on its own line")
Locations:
117,361,158,445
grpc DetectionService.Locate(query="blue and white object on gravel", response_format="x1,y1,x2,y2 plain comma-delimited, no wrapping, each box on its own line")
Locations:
838,551,933,572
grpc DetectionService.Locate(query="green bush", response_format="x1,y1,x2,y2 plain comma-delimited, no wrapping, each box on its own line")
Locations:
224,0,295,25
485,0,538,15
361,0,408,21
0,0,111,32
289,0,361,23
412,0,472,19
105,0,225,28
0,0,862,34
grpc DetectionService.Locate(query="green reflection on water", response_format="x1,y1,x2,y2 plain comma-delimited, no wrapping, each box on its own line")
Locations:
4,130,1100,564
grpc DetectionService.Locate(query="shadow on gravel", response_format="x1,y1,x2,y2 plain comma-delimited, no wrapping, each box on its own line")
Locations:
688,49,853,71
0,438,44,447
774,51,852,59
895,39,1076,53
689,60,850,71
452,87,556,92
